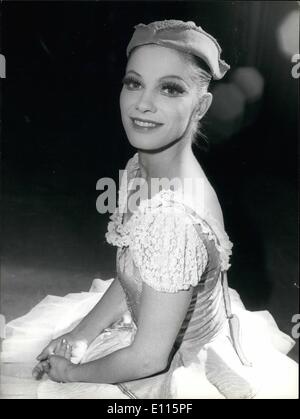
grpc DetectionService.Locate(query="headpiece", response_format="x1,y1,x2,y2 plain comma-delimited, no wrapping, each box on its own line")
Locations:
126,20,230,80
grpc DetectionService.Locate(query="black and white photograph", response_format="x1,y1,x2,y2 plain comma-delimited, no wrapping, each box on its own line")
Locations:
0,0,299,400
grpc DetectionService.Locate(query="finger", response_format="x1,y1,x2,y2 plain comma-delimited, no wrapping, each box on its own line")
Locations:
41,360,51,373
55,338,67,357
65,343,72,360
37,342,55,361
47,355,58,370
53,338,62,355
37,348,50,361
32,362,46,380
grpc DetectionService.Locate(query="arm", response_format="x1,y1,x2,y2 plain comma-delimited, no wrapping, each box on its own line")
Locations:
66,282,193,383
36,277,128,363
45,208,207,383
70,277,128,344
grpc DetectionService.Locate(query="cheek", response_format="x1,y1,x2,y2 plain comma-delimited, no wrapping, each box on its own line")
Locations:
120,91,139,122
167,101,194,126
119,89,127,113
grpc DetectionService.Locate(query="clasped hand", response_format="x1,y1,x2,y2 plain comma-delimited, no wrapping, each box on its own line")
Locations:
32,337,75,383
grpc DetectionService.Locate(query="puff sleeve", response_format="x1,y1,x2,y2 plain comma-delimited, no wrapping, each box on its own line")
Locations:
130,206,208,293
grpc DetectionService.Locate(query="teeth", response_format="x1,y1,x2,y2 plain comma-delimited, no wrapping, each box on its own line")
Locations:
134,119,157,127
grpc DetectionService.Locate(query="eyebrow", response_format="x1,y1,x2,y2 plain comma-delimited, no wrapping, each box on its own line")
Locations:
125,70,190,87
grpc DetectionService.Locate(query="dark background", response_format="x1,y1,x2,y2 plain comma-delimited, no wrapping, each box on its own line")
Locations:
0,1,298,359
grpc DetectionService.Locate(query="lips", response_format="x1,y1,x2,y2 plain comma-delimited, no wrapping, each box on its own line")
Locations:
130,117,163,129
130,117,163,132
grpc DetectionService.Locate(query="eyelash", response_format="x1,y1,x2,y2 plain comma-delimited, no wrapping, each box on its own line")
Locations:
122,76,186,96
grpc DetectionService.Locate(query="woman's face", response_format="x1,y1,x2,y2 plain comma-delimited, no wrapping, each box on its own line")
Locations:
120,45,200,151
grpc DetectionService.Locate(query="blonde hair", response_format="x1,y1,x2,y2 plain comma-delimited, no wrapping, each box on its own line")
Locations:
183,53,212,148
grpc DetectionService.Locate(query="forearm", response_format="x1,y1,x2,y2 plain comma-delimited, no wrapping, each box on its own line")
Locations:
71,278,128,344
66,345,165,384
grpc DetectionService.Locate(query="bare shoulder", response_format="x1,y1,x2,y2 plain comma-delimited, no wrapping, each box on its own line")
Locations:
182,158,224,228
202,180,224,227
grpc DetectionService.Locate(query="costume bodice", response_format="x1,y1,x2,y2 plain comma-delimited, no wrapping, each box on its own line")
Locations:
105,153,233,350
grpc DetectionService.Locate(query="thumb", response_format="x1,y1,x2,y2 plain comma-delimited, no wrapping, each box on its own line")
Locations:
37,341,56,360
37,347,52,361
37,351,47,361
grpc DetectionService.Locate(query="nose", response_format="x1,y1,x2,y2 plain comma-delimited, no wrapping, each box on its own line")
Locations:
135,90,157,113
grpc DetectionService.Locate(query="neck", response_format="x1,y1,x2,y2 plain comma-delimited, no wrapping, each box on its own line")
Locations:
137,140,196,181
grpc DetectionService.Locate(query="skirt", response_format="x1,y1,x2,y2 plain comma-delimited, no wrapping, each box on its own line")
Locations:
1,278,298,399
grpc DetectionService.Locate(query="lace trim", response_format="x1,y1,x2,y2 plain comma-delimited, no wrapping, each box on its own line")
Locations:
129,206,208,292
105,153,233,271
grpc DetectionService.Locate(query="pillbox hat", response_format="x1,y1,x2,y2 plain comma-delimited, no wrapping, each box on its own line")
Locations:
126,20,230,80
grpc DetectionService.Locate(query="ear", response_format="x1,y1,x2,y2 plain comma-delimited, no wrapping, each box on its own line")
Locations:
196,93,213,120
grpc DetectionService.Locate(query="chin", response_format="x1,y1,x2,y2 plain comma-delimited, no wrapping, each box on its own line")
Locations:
127,135,183,153
126,131,163,149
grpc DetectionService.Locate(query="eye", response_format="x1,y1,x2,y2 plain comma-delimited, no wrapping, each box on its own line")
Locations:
161,82,186,97
122,76,142,90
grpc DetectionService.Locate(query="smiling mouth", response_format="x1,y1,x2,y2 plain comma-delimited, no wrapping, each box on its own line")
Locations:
130,117,164,129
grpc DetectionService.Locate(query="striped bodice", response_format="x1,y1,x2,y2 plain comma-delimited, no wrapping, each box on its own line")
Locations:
108,152,232,352
116,220,227,352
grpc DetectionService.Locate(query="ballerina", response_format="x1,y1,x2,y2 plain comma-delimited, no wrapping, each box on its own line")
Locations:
1,19,298,399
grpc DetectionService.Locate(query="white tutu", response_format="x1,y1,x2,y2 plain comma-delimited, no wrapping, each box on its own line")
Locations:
1,278,298,399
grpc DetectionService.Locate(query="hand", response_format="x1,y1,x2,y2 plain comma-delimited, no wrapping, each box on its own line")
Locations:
46,355,75,383
36,333,74,362
32,359,51,380
32,337,73,381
